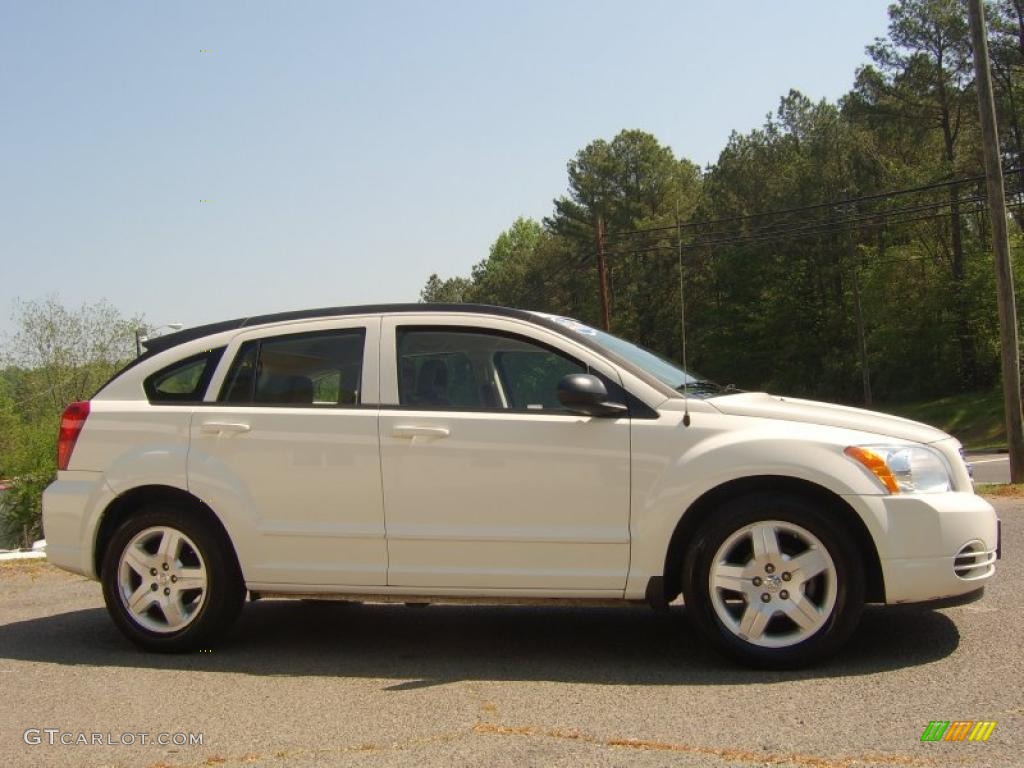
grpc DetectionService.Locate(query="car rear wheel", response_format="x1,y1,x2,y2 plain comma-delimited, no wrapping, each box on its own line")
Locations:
682,492,864,668
101,504,245,652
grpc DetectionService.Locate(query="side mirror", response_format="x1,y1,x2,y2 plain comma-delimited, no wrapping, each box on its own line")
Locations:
557,373,628,417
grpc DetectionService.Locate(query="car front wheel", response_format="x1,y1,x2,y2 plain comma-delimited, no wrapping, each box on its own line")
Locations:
682,492,864,668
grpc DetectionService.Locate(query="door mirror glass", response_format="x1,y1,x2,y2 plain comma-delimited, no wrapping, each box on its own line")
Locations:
557,374,628,417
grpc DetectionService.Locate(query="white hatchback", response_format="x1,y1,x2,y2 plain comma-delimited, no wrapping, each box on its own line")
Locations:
42,304,999,666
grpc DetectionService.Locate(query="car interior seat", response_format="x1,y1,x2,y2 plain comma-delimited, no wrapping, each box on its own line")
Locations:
415,359,449,406
256,373,314,404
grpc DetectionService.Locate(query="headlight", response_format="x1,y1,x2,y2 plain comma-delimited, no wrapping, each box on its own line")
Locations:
844,445,952,494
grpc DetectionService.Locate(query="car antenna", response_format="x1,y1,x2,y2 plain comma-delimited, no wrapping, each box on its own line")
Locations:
677,203,691,427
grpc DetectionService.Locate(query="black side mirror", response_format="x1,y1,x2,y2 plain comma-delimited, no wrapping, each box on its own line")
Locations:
557,373,628,417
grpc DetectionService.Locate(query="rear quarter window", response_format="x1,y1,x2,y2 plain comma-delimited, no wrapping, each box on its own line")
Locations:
144,348,224,404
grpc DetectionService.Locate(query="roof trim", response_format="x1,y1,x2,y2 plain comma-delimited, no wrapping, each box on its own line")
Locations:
140,303,537,355
111,302,677,401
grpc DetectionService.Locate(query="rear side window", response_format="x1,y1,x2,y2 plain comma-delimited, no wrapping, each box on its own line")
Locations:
144,348,224,404
219,329,366,406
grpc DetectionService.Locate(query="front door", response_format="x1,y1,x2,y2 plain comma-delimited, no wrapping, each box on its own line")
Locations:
378,318,631,591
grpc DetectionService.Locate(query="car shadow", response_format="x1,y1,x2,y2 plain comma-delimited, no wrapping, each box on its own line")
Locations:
0,599,961,687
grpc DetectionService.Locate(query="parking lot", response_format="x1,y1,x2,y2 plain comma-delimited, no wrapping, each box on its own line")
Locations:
0,496,1018,768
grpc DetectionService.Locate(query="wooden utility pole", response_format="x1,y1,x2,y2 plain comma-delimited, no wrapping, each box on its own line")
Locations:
968,0,1024,482
595,214,611,330
851,264,873,408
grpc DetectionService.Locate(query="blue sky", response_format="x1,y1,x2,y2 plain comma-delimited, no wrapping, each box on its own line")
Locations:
0,0,891,338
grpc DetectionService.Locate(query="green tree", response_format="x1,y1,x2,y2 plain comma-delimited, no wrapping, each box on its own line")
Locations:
4,297,141,412
0,297,141,548
414,1,1012,407
419,274,473,303
851,0,982,388
698,92,883,398
546,130,702,354
469,217,547,307
989,0,1024,226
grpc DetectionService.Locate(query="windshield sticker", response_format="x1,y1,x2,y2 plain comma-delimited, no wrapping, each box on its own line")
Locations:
536,312,599,336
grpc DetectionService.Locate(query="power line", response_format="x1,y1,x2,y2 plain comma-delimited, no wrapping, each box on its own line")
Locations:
605,198,1012,263
603,168,1014,240
461,169,1022,316
607,194,987,256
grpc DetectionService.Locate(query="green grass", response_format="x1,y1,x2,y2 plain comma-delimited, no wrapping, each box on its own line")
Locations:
877,389,1005,451
976,483,1024,498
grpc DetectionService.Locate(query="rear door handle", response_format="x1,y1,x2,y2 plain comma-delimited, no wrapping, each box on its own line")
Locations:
392,425,450,439
200,421,252,435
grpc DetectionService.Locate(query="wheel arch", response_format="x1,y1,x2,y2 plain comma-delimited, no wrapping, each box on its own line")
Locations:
94,484,243,582
662,475,885,605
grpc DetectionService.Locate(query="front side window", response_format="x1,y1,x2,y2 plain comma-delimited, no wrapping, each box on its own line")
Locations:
396,328,587,411
220,329,365,406
494,350,583,410
144,348,224,403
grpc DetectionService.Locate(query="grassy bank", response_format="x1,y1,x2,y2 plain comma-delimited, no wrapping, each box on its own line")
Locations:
877,390,1005,451
977,483,1023,497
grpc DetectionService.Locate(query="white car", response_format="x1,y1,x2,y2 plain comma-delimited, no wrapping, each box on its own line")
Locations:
42,304,999,666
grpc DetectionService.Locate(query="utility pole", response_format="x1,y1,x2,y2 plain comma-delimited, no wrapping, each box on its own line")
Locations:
850,260,872,407
968,0,1024,482
595,214,611,330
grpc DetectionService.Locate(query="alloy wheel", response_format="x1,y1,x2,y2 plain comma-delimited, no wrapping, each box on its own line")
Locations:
707,520,837,649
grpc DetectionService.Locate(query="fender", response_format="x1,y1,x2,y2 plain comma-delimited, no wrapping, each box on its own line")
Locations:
625,412,893,599
184,443,263,583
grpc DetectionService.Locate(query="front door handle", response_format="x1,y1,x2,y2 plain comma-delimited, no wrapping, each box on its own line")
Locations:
392,425,450,439
200,421,252,435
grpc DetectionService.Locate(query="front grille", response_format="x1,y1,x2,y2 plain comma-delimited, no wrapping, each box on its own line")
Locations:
953,540,997,580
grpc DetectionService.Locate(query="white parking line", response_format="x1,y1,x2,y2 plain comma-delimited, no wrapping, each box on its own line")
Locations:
969,458,1009,464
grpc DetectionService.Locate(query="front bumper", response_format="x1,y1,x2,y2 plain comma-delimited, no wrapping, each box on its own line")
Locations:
847,491,999,604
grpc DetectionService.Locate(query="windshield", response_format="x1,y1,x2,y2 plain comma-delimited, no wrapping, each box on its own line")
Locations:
532,313,724,397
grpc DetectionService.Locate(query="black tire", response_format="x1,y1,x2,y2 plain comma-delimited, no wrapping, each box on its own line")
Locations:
681,492,864,668
101,503,245,652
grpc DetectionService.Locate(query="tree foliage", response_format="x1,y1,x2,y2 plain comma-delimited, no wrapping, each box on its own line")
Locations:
0,297,142,548
422,0,1023,405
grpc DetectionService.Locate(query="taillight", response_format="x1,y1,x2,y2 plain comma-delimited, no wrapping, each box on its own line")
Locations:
57,401,90,471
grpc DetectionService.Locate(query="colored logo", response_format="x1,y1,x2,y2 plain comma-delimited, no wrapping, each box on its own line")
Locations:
920,721,996,742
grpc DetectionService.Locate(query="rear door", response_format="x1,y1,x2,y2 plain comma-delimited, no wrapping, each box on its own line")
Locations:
378,315,631,592
188,318,386,587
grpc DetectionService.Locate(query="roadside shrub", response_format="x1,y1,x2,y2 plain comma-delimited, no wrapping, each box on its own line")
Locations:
1,469,53,550
0,412,56,550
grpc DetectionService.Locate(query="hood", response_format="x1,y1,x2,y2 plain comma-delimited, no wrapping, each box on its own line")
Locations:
709,392,951,445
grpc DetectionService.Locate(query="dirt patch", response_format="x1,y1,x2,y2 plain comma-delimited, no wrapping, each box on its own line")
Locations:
979,483,1024,499
0,559,81,581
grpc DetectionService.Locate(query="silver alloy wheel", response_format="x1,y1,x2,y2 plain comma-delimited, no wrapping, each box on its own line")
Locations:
117,526,208,634
708,520,837,649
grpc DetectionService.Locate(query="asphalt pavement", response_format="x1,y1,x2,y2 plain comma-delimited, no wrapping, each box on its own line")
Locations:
0,496,1019,768
968,454,1011,485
